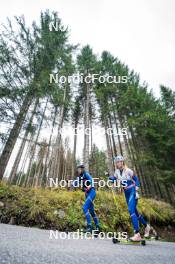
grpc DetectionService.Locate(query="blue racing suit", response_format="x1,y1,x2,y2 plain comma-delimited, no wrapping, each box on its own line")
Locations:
73,171,99,227
109,168,147,232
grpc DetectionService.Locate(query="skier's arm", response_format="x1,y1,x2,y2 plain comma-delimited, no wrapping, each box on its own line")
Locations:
131,173,140,199
128,168,140,189
108,175,117,182
132,175,140,190
84,172,94,191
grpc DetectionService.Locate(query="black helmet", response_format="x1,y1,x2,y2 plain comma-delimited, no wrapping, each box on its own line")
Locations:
77,164,85,169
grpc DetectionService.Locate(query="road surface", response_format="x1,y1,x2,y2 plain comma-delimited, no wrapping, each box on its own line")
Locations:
0,224,175,264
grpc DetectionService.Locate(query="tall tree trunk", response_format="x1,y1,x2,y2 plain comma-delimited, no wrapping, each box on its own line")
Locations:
40,107,57,187
104,120,114,175
8,99,39,184
130,127,152,197
49,87,67,180
71,121,78,179
0,93,32,179
19,136,33,186
83,82,90,170
108,114,117,156
112,98,123,155
107,117,115,159
25,143,35,187
34,142,47,188
32,98,49,187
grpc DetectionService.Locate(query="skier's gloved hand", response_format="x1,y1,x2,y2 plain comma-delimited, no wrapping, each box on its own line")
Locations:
135,186,139,191
86,185,92,192
135,191,140,199
117,187,122,194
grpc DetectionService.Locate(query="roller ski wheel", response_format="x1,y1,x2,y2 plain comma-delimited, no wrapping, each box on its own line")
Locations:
141,239,146,246
112,237,119,244
92,229,100,238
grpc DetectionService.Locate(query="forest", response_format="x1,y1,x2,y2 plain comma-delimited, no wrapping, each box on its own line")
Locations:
0,10,175,206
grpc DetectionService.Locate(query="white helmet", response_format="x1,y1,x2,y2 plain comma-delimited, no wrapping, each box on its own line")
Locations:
114,155,124,162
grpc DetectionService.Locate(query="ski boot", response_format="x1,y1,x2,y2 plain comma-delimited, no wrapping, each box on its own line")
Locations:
83,225,92,233
130,232,142,242
144,224,151,238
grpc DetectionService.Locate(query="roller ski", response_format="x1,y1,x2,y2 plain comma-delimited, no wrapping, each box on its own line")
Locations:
112,233,146,246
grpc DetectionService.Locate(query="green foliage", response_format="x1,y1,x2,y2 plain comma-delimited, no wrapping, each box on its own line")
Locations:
89,145,108,178
160,85,175,118
77,45,97,73
0,183,174,232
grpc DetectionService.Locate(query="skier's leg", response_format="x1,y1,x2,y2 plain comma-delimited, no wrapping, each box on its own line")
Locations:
135,207,147,226
82,195,92,229
135,199,151,237
89,201,99,228
87,188,99,228
127,191,140,233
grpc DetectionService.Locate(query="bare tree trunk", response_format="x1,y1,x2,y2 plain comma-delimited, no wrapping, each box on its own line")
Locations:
0,93,32,179
25,143,35,187
112,98,123,155
108,114,117,156
31,98,49,187
71,121,78,179
83,82,90,170
40,107,57,187
129,127,151,197
8,99,39,184
19,136,33,186
34,142,47,188
49,87,67,180
104,120,114,175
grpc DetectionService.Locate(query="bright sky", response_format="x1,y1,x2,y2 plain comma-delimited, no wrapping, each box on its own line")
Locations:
1,0,175,96
1,0,175,173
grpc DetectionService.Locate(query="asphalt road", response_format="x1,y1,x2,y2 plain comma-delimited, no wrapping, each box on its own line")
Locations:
0,224,175,264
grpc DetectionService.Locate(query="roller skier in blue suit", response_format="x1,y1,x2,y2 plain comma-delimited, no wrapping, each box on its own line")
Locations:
109,155,151,241
73,164,100,233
